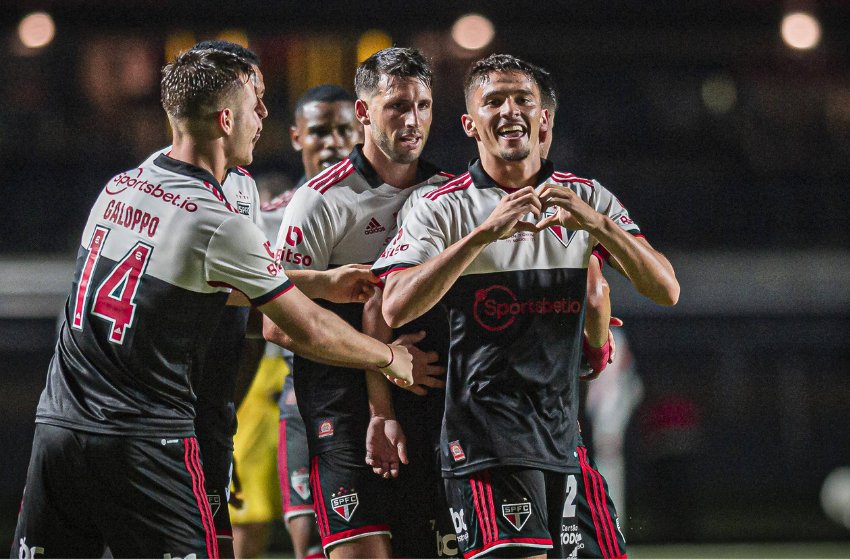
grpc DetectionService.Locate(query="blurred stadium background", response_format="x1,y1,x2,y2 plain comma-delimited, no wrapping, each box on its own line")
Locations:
1,0,849,555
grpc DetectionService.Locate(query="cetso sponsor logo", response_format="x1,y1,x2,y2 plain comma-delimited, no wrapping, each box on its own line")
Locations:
106,169,198,212
17,538,43,559
473,285,583,332
278,226,313,267
330,489,358,521
291,468,311,500
561,524,584,556
502,502,532,531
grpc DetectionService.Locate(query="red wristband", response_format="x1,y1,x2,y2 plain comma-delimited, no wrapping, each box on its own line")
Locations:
582,335,611,375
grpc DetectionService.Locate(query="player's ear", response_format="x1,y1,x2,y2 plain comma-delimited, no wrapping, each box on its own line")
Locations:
290,125,302,152
218,108,234,135
540,108,550,134
461,114,478,139
355,99,370,126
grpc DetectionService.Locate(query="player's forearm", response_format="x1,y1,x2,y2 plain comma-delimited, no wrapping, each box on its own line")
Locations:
587,217,679,306
584,259,611,347
282,269,329,299
261,293,394,370
382,228,490,328
366,370,396,419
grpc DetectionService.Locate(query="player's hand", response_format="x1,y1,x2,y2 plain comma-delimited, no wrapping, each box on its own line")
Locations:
386,330,446,396
580,317,623,381
475,186,543,242
536,182,602,232
365,416,408,478
324,264,380,303
377,343,414,387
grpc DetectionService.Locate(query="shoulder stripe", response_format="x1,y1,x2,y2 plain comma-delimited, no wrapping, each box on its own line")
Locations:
304,159,349,192
235,165,252,178
202,181,238,213
426,175,473,200
438,171,455,178
552,171,594,187
424,172,472,200
318,163,355,195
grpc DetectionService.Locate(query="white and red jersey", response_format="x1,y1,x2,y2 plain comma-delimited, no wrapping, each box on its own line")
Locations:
373,159,642,477
274,145,450,454
36,153,291,438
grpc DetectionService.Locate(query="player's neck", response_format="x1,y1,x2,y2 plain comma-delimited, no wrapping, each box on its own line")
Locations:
479,151,541,189
170,137,229,184
362,141,419,189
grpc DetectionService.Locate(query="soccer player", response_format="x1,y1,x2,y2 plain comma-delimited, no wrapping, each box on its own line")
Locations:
142,39,267,559
11,48,413,559
230,84,362,559
264,47,450,559
375,54,679,559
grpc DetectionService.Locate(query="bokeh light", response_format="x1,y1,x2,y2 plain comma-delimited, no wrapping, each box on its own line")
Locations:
701,74,737,115
780,12,821,50
451,14,495,51
357,29,392,62
18,12,55,50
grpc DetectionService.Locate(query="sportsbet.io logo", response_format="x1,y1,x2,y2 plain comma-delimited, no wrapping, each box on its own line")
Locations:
473,285,583,332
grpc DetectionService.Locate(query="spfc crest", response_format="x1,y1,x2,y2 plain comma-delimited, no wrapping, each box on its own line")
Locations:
331,492,359,522
291,468,311,501
207,494,221,516
541,208,575,248
501,502,532,531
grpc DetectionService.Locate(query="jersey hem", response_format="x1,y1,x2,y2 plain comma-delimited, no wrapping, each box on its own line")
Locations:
35,416,195,438
252,280,294,306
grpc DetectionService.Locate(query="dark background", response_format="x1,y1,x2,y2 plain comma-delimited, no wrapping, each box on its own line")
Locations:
1,0,849,548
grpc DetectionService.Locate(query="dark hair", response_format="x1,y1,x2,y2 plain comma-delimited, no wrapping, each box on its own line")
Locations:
294,84,355,118
354,47,433,98
161,49,254,119
191,40,259,65
463,53,545,105
529,62,557,113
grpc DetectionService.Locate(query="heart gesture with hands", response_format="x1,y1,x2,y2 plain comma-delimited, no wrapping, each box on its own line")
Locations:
536,182,602,233
476,186,544,242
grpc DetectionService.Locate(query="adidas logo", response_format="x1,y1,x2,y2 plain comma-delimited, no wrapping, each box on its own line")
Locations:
364,217,386,235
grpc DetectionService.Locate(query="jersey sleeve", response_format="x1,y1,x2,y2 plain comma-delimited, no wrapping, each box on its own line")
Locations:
372,198,448,278
591,180,642,236
204,215,292,306
274,187,335,271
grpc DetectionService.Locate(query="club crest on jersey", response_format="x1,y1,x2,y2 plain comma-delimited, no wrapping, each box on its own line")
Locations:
541,208,575,248
449,440,466,462
331,489,359,522
502,502,532,531
317,419,334,438
291,468,311,501
207,494,221,516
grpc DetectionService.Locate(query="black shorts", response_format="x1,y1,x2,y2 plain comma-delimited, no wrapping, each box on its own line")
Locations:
13,423,217,558
310,447,391,553
558,446,626,558
388,446,459,558
196,402,236,540
279,408,315,520
444,468,558,559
